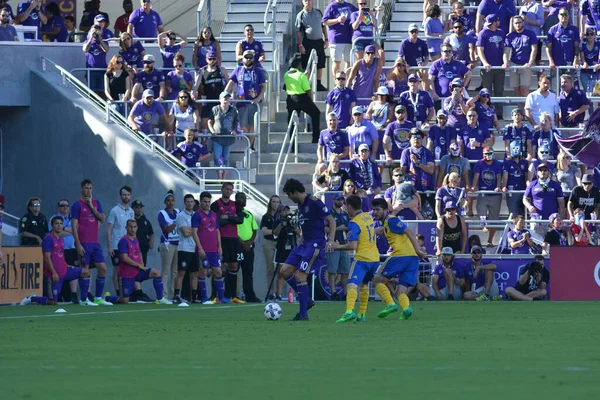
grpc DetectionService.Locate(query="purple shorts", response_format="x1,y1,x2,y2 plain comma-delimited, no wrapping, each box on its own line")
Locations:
201,252,221,269
284,242,326,275
119,269,153,298
82,243,105,266
44,267,83,301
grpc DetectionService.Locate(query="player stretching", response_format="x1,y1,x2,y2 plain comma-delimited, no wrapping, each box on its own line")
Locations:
192,191,226,304
334,195,381,323
21,217,95,306
71,179,112,305
106,220,172,305
280,179,336,321
371,198,426,320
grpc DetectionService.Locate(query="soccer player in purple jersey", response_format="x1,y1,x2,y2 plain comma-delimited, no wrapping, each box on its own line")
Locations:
71,179,112,305
280,179,336,321
106,219,172,305
20,216,94,306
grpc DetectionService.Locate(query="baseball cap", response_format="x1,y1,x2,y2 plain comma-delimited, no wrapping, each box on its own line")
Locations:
549,213,561,223
441,247,454,255
436,109,448,117
395,104,407,112
444,201,457,211
327,112,338,119
582,174,594,183
365,44,376,53
471,245,483,253
142,54,155,63
451,78,463,87
352,106,363,115
358,143,370,152
408,73,421,82
376,86,389,95
485,14,499,26
537,163,550,170
242,49,255,57
333,193,345,200
206,51,216,58
142,89,154,98
219,91,232,99
132,200,144,208
408,23,420,32
278,204,290,212
94,14,107,22
479,88,491,97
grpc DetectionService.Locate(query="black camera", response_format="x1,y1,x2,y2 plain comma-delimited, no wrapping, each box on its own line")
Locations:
93,24,101,30
529,261,543,274
361,7,369,12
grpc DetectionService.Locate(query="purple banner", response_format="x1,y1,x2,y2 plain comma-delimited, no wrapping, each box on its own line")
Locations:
556,107,600,168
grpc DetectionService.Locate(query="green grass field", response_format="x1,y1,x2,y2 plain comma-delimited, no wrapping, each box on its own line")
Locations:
1,301,599,399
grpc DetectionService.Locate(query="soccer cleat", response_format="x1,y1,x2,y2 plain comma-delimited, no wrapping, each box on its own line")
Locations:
210,297,217,304
94,298,113,306
80,299,98,307
476,293,490,302
173,295,185,304
203,300,214,305
356,314,366,322
308,300,315,310
336,310,357,323
192,298,203,304
491,295,503,301
377,303,399,319
231,297,246,304
156,297,173,305
446,294,454,301
20,293,34,306
275,295,283,301
291,313,309,321
219,298,232,304
138,291,154,303
399,306,413,320
427,295,437,301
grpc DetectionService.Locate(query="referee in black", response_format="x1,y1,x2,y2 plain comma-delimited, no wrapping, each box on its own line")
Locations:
284,57,321,143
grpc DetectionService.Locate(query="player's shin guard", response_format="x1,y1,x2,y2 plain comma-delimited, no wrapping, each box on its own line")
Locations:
359,286,369,315
78,277,91,302
214,277,225,301
153,277,164,299
95,276,106,298
345,286,358,313
297,281,309,317
284,274,298,291
376,283,395,306
198,277,208,301
398,293,410,310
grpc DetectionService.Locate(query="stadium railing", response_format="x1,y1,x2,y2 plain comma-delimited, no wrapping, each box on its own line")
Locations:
274,110,300,195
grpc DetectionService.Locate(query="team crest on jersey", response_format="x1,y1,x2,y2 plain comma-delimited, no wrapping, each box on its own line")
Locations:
449,165,459,174
143,112,152,121
478,130,482,134
396,129,409,142
345,93,350,99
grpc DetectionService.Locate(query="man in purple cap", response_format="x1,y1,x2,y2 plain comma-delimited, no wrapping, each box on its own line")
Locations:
325,70,357,129
558,73,590,128
472,146,503,245
346,44,383,108
443,78,469,129
132,54,165,102
477,14,507,100
398,23,430,83
428,43,472,102
322,0,358,80
505,15,538,101
523,164,566,219
128,89,169,137
82,18,109,96
92,13,114,40
546,8,580,82
476,0,516,33
127,0,164,41
398,74,435,128
317,112,350,163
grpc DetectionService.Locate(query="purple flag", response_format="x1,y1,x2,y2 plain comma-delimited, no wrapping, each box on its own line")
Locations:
556,107,600,168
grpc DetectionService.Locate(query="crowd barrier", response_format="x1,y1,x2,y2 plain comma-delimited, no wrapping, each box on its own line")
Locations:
550,246,600,300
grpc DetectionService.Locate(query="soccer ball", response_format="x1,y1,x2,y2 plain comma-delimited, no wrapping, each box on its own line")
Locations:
264,302,283,320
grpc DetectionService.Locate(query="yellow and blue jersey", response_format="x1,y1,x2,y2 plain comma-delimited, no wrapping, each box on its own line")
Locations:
382,214,417,257
347,211,380,262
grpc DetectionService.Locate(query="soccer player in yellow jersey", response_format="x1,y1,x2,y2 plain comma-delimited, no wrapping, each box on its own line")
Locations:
333,195,381,323
371,198,427,320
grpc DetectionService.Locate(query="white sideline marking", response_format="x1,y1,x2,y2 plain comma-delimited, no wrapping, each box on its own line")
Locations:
0,303,264,320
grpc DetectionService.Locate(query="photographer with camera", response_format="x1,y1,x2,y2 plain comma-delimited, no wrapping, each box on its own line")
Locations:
273,205,301,296
82,21,110,98
504,255,549,301
523,164,566,219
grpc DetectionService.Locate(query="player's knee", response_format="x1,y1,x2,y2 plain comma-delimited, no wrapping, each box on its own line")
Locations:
149,269,160,278
81,269,91,278
280,264,293,277
121,297,129,304
199,269,208,278
538,289,547,298
97,263,107,274
504,287,515,297
295,270,308,282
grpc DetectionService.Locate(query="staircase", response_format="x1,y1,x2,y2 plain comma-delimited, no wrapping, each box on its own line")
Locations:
383,0,423,64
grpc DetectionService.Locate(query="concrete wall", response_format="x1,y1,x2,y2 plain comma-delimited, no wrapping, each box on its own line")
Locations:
0,69,269,299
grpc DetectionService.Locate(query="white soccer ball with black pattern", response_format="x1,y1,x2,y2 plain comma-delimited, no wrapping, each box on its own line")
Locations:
264,302,283,320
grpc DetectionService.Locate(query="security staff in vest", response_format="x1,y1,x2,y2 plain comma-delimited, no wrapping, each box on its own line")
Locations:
284,56,321,144
236,192,261,302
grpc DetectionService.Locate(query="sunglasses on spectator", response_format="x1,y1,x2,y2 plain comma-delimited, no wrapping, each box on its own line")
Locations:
168,36,176,40
176,64,183,67
208,57,216,61
514,21,523,25
336,77,346,80
366,52,374,55
124,37,132,40
453,26,463,29
179,96,188,99
32,203,41,207
245,29,254,32
244,55,254,59
481,94,490,98
467,114,477,118
395,110,406,113
116,60,123,64
143,61,154,64
442,50,452,53
358,2,367,4
396,63,406,67
393,174,402,177
410,30,419,34
560,13,569,16
583,182,592,186
538,168,549,172
539,151,549,154
203,30,211,34
587,32,596,36
59,204,69,207
472,250,482,254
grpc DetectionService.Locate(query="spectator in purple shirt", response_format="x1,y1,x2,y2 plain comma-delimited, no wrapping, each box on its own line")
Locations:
236,24,266,68
17,0,47,39
318,112,351,163
398,23,430,83
542,0,573,35
505,15,538,101
132,54,166,102
398,74,435,127
427,110,457,159
171,128,211,169
79,0,99,33
119,32,147,73
428,43,472,101
443,78,469,128
128,89,169,138
349,143,382,194
476,0,516,34
546,8,580,82
448,2,475,33
477,14,507,101
472,146,503,245
350,0,375,60
466,88,500,132
502,108,533,159
579,27,600,114
502,142,530,217
0,7,17,42
127,0,164,41
82,23,109,96
424,5,445,61
400,128,436,196
325,71,357,128
444,20,476,67
523,164,566,219
383,104,415,164
346,105,379,157
165,53,194,101
458,109,492,161
158,30,187,70
322,0,358,79
507,215,535,254
558,73,591,127
42,2,67,42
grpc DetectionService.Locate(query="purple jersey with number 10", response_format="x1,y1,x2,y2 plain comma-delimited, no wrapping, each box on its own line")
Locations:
297,194,329,245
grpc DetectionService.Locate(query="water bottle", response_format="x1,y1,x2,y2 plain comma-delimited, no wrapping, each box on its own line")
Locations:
435,146,441,160
287,288,295,303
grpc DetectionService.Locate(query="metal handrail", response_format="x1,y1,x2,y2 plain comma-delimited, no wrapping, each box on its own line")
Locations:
198,179,270,209
185,166,242,180
306,48,318,98
264,0,273,34
275,110,300,195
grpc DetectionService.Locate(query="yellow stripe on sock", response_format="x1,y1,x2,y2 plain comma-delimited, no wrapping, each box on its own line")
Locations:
399,293,410,310
376,283,394,306
359,286,369,315
346,287,358,313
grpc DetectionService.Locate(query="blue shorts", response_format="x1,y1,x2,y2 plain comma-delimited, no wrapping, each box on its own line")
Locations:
82,243,105,266
44,267,84,301
376,256,420,287
201,252,222,269
285,242,326,275
119,269,154,298
348,260,381,286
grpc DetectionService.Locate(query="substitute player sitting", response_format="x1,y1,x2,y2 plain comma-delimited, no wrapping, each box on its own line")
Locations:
105,219,172,305
371,198,426,320
334,195,381,323
192,191,226,304
21,216,94,306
